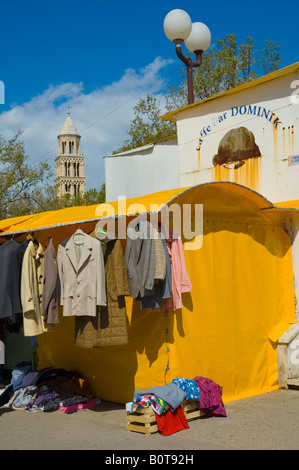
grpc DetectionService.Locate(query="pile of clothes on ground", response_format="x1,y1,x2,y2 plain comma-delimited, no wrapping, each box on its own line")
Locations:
126,376,227,436
0,362,100,413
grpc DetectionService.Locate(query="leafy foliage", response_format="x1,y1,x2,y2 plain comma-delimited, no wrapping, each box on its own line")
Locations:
0,130,106,218
0,130,52,219
113,94,176,154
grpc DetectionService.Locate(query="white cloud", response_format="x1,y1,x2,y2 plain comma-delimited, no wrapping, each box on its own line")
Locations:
0,56,173,190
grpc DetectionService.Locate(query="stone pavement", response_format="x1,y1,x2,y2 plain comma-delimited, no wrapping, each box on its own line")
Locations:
1,388,299,451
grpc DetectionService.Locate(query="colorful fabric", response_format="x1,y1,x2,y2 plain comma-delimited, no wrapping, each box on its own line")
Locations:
134,383,186,411
172,377,200,401
130,394,170,416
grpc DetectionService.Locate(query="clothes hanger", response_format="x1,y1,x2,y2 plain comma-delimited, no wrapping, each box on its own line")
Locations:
74,228,84,235
73,227,85,245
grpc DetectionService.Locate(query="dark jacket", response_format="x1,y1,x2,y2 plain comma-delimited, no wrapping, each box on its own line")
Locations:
0,238,28,323
42,236,59,324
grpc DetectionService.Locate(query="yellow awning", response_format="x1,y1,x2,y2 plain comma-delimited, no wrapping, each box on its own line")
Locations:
0,183,298,238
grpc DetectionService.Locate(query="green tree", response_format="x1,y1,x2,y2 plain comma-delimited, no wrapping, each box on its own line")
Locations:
0,130,52,219
258,39,281,75
0,130,106,218
33,184,106,212
167,35,281,108
113,94,176,154
116,34,281,152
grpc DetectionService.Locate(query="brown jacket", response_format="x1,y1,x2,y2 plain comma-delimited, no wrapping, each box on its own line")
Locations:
75,238,130,347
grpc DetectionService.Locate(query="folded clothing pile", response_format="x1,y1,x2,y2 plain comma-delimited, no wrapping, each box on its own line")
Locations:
1,366,100,413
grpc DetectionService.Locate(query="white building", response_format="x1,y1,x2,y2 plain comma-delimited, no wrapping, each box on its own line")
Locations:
104,135,179,202
160,61,299,204
105,61,299,205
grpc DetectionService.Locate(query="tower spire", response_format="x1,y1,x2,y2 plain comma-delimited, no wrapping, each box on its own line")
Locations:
54,112,86,198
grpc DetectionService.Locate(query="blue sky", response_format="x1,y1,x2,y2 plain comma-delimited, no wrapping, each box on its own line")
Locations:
0,0,298,190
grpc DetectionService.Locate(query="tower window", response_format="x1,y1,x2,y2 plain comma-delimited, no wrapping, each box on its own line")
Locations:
69,141,74,154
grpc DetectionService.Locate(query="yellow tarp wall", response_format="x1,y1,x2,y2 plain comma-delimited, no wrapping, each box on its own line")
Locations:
32,183,296,405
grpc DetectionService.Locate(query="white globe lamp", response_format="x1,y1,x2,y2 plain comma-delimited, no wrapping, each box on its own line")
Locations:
163,9,192,43
185,22,211,53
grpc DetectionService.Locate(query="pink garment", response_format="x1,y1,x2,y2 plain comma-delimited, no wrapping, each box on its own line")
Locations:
194,376,227,417
163,228,192,311
59,399,96,414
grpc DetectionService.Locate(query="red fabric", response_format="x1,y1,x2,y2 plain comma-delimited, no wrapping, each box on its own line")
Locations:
155,406,189,436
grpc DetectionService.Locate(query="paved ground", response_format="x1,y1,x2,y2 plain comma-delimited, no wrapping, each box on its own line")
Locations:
1,388,299,451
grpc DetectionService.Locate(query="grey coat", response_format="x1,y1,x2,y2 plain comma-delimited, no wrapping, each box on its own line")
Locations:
125,218,156,299
41,236,59,324
140,236,172,309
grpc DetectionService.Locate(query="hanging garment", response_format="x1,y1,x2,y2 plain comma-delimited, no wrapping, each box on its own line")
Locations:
194,376,227,417
0,238,28,323
163,228,192,311
153,231,166,281
57,231,106,316
140,235,172,309
75,238,130,347
21,240,54,336
41,236,59,324
155,406,189,436
125,217,157,299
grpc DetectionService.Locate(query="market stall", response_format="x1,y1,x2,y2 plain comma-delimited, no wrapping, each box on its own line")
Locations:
0,182,297,405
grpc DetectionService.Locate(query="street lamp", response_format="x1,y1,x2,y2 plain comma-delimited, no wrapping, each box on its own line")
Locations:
163,9,211,105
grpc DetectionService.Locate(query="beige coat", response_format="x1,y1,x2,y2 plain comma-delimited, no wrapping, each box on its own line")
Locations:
21,240,53,336
57,232,106,317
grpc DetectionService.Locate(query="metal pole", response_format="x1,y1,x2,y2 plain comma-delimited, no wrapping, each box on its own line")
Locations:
175,43,203,105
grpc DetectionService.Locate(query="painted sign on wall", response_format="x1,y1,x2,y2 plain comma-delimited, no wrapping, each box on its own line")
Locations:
176,72,299,203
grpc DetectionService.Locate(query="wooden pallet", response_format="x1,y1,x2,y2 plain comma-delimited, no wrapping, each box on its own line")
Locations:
126,406,159,435
183,400,206,420
126,400,205,435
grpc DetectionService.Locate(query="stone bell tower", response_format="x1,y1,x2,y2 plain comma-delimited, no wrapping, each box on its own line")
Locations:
55,109,86,198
